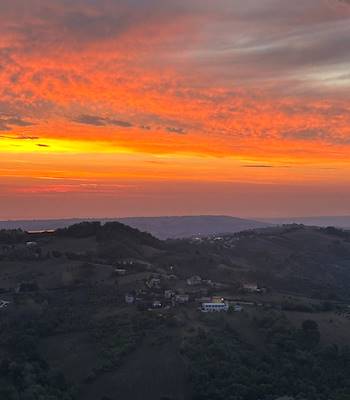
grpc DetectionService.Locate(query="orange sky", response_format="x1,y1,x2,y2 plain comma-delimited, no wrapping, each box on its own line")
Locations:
1,0,350,219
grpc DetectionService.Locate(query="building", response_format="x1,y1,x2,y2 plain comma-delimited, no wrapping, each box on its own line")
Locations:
164,290,175,299
211,296,225,303
146,277,161,289
125,293,135,304
175,294,190,304
186,275,202,286
243,283,259,292
201,302,229,312
152,300,162,308
26,241,38,247
115,268,127,276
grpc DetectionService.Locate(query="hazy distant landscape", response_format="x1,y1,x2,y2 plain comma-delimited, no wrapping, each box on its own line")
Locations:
1,215,350,239
0,215,269,239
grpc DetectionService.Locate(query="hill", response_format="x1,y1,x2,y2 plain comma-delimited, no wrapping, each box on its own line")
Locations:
1,222,350,399
0,215,270,239
260,215,350,229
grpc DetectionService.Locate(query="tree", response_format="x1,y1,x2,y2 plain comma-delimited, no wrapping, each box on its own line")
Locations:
300,320,320,349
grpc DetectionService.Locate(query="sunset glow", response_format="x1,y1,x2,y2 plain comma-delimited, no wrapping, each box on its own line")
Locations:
1,0,350,219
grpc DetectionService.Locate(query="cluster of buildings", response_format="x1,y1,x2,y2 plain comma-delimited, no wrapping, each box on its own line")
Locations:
124,288,191,310
124,274,243,313
125,290,243,313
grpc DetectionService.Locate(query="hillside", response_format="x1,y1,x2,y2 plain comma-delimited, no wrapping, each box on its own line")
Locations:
1,222,350,400
261,216,350,229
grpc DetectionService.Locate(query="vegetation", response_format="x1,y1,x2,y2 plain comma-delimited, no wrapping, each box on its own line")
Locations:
0,229,28,244
184,314,350,400
0,312,76,400
1,222,350,399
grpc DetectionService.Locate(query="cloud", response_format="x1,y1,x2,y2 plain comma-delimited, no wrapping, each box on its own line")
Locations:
242,164,291,168
0,121,11,132
167,127,186,134
6,117,35,127
36,143,50,147
242,164,273,168
283,129,327,141
0,0,349,162
0,134,39,140
16,135,39,140
109,119,133,128
0,116,34,131
73,114,133,128
73,115,106,126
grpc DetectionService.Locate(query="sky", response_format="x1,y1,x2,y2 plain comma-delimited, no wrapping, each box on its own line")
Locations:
1,0,350,219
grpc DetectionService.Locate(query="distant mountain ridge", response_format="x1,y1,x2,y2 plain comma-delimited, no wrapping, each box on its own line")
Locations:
0,215,269,239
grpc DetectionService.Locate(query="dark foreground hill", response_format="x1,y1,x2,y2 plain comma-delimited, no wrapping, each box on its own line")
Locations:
1,222,350,400
0,215,270,239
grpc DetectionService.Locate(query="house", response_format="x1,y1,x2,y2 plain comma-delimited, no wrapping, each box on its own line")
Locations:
175,294,190,304
201,302,229,313
125,293,135,304
115,268,127,276
152,300,162,308
243,282,259,292
211,296,225,303
187,275,202,286
146,277,161,289
26,241,38,248
231,304,243,312
164,290,175,299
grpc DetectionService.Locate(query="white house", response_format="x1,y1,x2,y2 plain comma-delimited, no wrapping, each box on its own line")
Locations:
201,302,229,312
26,241,38,247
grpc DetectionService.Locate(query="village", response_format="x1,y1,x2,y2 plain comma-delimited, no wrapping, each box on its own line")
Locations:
117,259,266,313
0,235,348,322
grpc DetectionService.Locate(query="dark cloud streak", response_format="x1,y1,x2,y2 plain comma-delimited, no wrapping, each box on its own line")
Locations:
73,114,133,128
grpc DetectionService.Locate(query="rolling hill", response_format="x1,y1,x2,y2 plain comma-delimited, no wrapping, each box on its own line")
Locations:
1,222,350,399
